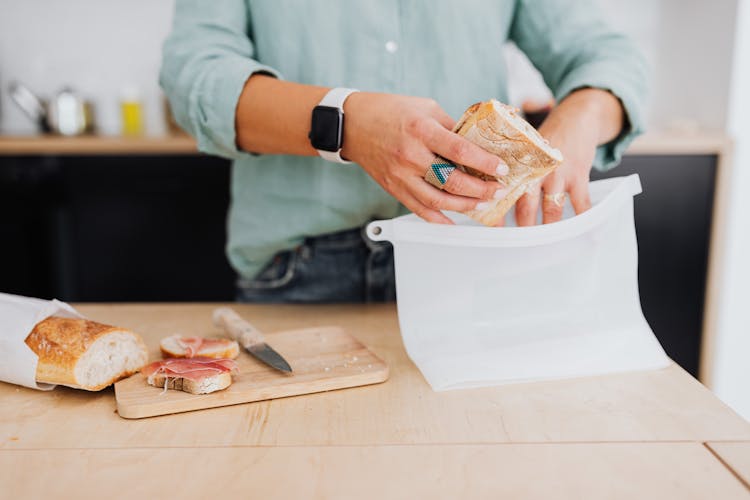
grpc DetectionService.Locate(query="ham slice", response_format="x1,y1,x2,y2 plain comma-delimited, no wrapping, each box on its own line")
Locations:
142,357,237,383
177,337,204,357
160,334,239,359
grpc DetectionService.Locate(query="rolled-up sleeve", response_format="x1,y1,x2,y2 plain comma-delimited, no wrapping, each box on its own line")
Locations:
509,0,649,170
160,0,282,159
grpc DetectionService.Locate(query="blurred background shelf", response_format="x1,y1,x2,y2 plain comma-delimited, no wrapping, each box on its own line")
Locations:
0,134,197,156
629,132,732,155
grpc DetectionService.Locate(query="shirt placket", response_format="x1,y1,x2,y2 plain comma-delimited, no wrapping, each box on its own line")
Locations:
381,0,403,93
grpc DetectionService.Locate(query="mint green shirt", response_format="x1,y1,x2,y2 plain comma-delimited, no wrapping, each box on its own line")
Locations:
161,0,648,280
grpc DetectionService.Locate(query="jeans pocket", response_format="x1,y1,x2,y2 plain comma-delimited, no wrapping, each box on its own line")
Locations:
238,250,299,291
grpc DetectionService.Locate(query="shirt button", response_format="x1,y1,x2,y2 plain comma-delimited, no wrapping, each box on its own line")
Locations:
385,40,399,53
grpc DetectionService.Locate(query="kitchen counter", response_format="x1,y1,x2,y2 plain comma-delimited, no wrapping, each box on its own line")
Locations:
0,131,732,156
1,303,749,498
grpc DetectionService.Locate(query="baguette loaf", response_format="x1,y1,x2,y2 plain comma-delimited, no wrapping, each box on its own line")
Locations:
24,316,148,391
452,100,563,226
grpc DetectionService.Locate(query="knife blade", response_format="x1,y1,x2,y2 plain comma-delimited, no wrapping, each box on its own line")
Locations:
212,307,293,373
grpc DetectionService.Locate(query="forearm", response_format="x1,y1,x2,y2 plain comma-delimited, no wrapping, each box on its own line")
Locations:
541,88,624,145
235,74,329,155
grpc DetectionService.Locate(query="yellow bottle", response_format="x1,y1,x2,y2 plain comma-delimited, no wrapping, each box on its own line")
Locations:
120,87,144,136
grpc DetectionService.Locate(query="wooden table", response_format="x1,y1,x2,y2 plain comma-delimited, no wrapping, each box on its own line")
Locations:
2,304,749,499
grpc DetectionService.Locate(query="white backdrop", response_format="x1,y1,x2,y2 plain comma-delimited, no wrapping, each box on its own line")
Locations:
0,0,739,134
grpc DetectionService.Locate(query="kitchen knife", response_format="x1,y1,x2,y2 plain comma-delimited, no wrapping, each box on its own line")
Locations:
212,307,293,373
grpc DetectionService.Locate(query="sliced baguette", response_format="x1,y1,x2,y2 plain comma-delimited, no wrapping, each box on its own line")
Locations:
24,316,148,391
159,335,239,359
147,371,232,394
452,99,563,226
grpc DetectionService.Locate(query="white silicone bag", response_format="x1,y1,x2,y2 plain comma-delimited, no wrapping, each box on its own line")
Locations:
366,174,669,391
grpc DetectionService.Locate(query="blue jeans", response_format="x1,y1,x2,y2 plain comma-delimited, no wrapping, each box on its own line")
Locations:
236,226,396,303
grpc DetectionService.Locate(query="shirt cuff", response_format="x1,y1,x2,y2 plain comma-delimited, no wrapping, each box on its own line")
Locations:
553,68,645,172
194,58,283,160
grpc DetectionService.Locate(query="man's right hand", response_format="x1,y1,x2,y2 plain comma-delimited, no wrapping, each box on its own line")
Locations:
341,93,508,224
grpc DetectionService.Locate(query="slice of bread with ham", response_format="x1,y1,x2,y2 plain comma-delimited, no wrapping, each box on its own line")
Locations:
160,334,239,359
143,357,238,394
452,99,563,226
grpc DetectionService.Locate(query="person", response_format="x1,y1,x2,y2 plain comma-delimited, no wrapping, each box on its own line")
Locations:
160,0,647,303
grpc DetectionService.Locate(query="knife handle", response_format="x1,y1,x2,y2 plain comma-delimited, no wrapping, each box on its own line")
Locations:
212,307,264,348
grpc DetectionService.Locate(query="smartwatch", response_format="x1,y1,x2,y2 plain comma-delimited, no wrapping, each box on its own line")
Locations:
309,87,359,163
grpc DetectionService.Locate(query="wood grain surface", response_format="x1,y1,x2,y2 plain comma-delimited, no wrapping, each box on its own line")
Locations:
707,442,750,490
115,325,389,419
3,443,749,500
1,304,749,451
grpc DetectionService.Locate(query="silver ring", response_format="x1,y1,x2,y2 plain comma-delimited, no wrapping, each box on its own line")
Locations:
543,192,567,208
424,159,456,189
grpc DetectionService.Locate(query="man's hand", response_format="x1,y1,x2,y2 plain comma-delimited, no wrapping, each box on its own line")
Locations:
236,77,507,225
341,93,509,224
514,88,626,226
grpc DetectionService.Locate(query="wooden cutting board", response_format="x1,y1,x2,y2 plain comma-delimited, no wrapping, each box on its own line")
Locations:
115,326,388,419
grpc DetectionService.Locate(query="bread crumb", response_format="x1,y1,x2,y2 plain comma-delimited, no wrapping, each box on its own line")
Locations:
324,367,330,372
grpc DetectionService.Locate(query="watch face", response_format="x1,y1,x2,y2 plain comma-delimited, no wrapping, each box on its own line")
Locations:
309,106,343,152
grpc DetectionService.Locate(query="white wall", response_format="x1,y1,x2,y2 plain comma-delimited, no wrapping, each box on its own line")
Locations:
0,0,737,135
0,0,174,135
507,0,738,133
713,0,750,420
651,0,738,132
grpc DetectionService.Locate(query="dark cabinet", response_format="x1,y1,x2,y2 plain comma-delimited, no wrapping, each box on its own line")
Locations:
0,155,235,301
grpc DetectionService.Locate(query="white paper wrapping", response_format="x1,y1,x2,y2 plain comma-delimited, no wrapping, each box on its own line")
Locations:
0,292,84,390
367,175,671,391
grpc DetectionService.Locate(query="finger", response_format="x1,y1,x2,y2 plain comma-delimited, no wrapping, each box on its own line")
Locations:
433,109,456,131
424,125,504,178
541,174,566,225
515,183,541,227
397,187,453,225
569,180,592,215
441,168,508,200
410,176,488,213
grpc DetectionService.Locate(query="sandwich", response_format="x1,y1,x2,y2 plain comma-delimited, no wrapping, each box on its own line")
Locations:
24,316,148,391
452,99,563,226
142,357,238,394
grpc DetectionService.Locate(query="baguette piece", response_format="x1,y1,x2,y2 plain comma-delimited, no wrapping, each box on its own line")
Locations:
24,316,148,391
159,334,239,359
452,100,563,226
